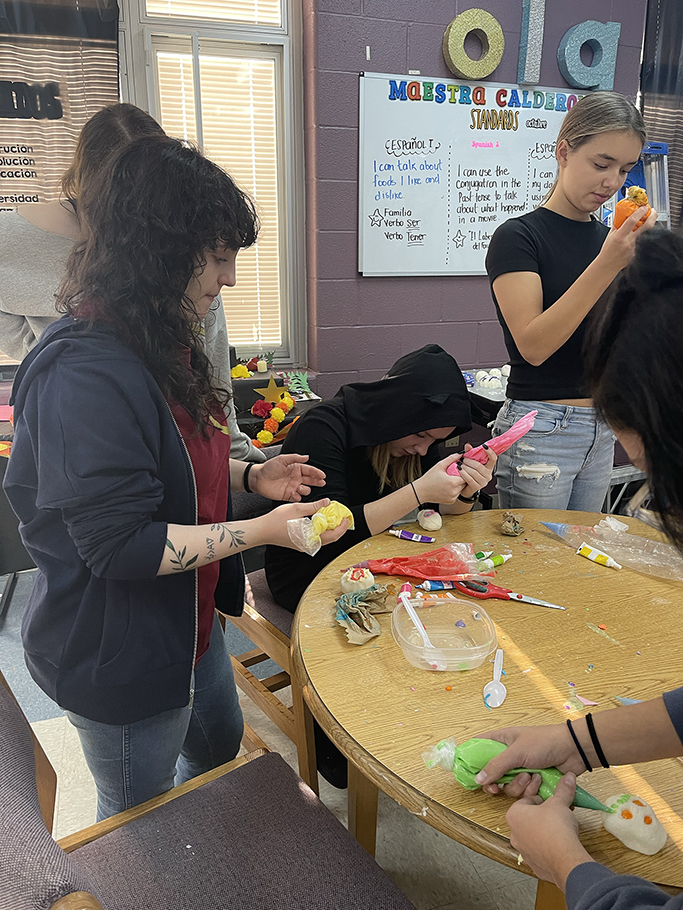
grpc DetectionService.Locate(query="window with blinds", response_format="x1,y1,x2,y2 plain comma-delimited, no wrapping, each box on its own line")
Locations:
155,47,283,349
146,0,281,27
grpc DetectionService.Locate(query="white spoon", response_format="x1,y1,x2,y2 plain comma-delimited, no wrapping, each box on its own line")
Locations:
483,649,507,708
400,590,434,649
399,585,446,670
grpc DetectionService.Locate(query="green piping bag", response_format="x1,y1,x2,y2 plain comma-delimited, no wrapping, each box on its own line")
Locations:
424,737,614,813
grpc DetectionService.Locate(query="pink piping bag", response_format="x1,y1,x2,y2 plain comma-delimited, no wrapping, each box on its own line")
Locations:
447,410,538,476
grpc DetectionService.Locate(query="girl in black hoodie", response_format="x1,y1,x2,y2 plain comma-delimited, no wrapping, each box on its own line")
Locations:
266,344,496,612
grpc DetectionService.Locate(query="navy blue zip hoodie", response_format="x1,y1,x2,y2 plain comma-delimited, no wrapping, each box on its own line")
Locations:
4,316,244,724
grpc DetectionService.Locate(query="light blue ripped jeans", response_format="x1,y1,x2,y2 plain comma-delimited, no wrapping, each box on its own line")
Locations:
492,399,615,512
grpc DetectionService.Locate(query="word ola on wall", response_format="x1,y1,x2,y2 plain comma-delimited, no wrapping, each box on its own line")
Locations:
443,2,621,91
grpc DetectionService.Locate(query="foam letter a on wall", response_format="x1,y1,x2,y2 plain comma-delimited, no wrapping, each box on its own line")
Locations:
443,9,505,80
557,20,621,91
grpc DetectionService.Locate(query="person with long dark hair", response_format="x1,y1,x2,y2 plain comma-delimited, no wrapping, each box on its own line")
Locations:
0,101,264,462
3,136,347,820
468,230,683,910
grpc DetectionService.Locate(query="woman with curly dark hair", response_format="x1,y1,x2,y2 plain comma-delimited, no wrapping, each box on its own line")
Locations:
4,135,347,820
0,100,264,462
462,230,683,910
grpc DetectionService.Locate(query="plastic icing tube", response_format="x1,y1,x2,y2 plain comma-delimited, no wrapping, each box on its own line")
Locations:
475,553,512,571
577,542,622,570
416,580,460,591
389,529,436,543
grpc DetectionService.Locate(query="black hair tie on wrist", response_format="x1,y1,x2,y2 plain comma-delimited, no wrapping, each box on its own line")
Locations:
585,713,610,768
410,481,421,508
566,719,592,773
243,462,255,494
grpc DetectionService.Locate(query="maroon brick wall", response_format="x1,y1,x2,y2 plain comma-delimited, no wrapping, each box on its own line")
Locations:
303,0,647,396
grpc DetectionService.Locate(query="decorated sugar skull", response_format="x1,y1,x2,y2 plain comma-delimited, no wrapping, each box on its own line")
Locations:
340,566,374,594
602,793,668,855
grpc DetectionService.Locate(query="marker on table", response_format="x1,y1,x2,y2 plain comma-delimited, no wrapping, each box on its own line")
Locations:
474,550,493,560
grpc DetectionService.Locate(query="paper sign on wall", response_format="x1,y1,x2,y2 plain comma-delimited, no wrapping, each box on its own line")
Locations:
358,72,579,276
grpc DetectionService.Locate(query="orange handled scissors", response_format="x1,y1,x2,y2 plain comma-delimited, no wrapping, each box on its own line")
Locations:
450,579,566,611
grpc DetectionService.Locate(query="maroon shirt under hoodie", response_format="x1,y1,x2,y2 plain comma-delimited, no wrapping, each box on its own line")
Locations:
170,347,231,663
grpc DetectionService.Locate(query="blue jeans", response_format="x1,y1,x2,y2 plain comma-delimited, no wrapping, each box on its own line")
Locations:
492,399,615,511
66,612,243,820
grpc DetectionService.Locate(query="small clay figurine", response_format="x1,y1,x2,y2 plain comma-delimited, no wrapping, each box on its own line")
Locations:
501,511,524,537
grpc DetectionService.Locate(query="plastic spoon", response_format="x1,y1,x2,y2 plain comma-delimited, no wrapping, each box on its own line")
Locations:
399,583,445,670
482,649,507,708
399,583,434,649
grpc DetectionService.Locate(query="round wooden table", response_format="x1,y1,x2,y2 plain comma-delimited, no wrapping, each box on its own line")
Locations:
291,509,683,908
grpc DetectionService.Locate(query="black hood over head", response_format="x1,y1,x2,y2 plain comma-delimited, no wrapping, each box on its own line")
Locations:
334,344,475,448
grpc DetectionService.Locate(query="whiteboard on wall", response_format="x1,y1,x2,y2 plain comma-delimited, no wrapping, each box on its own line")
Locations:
358,72,580,276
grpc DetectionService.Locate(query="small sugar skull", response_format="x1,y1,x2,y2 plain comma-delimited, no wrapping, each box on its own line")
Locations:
417,509,442,532
603,794,668,855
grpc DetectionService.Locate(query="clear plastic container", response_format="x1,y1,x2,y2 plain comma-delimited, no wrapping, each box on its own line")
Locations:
391,596,497,672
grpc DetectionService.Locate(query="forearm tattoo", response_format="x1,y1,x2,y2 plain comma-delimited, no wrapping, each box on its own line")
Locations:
210,523,246,549
165,540,199,571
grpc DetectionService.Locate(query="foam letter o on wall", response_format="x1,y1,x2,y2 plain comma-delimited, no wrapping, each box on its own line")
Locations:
557,20,621,91
443,9,505,80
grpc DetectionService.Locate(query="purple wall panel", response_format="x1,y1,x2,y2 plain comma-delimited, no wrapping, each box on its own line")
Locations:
611,0,648,48
317,180,357,232
317,370,359,397
455,0,522,33
315,72,360,127
305,0,647,388
318,0,362,13
477,321,510,365
315,230,358,280
316,14,408,73
312,278,361,327
364,0,456,26
406,24,455,79
316,127,358,180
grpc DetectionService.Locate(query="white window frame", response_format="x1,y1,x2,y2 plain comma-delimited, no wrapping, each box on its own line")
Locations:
118,0,306,365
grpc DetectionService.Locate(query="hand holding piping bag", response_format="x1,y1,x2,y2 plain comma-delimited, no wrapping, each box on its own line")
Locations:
413,453,467,504
471,724,589,799
446,444,497,498
505,773,592,890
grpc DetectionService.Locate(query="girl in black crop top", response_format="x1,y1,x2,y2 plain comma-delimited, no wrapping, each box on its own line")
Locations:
485,92,656,511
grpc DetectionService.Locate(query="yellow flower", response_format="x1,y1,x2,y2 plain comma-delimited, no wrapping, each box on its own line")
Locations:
271,407,285,423
257,430,274,445
231,364,251,379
